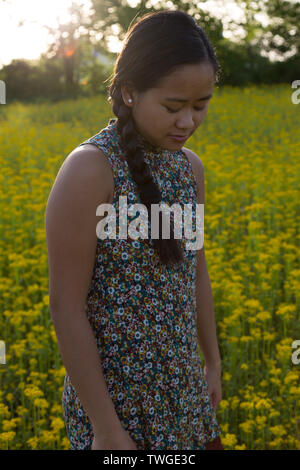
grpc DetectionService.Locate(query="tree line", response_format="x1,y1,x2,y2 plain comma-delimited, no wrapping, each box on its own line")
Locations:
0,0,299,103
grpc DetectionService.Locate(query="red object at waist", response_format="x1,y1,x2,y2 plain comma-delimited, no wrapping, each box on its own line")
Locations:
205,435,224,450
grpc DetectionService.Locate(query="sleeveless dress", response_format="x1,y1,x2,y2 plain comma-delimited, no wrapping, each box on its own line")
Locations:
61,118,222,450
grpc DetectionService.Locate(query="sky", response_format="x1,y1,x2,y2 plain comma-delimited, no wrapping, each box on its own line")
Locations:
0,0,91,67
0,0,274,68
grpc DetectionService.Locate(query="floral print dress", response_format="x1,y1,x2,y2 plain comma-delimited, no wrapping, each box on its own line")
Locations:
61,118,222,450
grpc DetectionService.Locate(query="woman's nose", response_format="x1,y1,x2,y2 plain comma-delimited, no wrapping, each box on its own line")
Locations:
176,113,194,129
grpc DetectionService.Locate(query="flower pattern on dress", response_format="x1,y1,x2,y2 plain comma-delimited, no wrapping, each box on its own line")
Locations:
61,118,221,450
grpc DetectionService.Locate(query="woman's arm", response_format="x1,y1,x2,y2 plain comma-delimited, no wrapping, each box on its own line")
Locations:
195,246,222,368
183,148,222,368
45,144,124,438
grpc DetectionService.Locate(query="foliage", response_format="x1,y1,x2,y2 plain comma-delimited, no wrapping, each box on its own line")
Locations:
0,0,298,102
263,0,300,57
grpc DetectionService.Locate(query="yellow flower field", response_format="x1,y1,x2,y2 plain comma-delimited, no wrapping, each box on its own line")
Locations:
0,84,299,449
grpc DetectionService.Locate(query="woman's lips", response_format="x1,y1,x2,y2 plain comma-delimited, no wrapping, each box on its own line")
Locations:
169,135,188,142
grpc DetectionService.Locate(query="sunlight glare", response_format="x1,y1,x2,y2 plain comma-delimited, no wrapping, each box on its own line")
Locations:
0,0,90,66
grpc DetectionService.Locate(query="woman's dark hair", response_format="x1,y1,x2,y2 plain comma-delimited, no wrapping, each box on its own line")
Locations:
107,9,220,265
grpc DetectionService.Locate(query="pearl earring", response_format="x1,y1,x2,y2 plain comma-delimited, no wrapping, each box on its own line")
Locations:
128,98,132,103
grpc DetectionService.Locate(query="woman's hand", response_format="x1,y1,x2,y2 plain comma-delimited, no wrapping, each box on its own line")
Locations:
203,362,222,411
91,427,139,450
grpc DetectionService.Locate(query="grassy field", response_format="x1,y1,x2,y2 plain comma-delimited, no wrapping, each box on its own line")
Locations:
0,85,299,449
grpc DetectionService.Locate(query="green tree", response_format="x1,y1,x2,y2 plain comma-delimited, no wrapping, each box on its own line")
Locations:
88,0,224,53
263,0,300,57
235,0,300,59
44,1,92,98
0,58,65,102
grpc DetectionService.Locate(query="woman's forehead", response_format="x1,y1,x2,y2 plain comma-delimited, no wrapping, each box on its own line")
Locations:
156,63,215,90
150,67,215,101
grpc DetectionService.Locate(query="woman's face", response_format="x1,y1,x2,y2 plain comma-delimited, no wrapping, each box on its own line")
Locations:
121,62,216,151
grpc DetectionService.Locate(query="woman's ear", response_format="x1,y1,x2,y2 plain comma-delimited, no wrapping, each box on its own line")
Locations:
120,82,136,107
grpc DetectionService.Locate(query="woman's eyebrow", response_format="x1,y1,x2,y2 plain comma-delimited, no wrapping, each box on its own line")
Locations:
165,94,213,102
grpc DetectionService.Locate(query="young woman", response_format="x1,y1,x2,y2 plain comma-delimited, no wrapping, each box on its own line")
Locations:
46,9,223,450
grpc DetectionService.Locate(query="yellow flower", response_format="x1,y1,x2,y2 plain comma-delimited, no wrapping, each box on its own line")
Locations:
270,367,281,376
221,433,238,447
16,406,28,417
270,377,281,386
0,404,10,419
51,404,63,415
269,410,280,419
228,336,239,343
27,436,39,449
255,398,272,410
285,436,297,447
50,417,65,433
234,444,247,450
289,386,300,396
10,339,27,358
250,328,261,339
255,416,267,427
220,423,229,433
244,299,262,311
275,304,296,317
270,425,287,437
223,372,231,381
0,431,16,443
18,381,25,391
240,336,253,343
29,358,38,368
269,437,283,449
33,398,49,409
61,436,71,450
239,420,254,433
15,368,27,377
24,386,44,400
2,419,18,431
230,396,240,410
276,340,295,361
219,399,229,411
263,332,276,341
240,402,254,410
248,317,257,324
39,430,56,445
283,372,299,385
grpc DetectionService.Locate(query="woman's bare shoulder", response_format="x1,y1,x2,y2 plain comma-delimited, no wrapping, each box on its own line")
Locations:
65,143,113,173
57,143,114,203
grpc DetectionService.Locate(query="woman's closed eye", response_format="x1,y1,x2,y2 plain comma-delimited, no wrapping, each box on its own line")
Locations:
165,106,205,113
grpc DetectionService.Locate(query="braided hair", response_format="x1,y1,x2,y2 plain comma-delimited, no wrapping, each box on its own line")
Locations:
107,10,220,265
